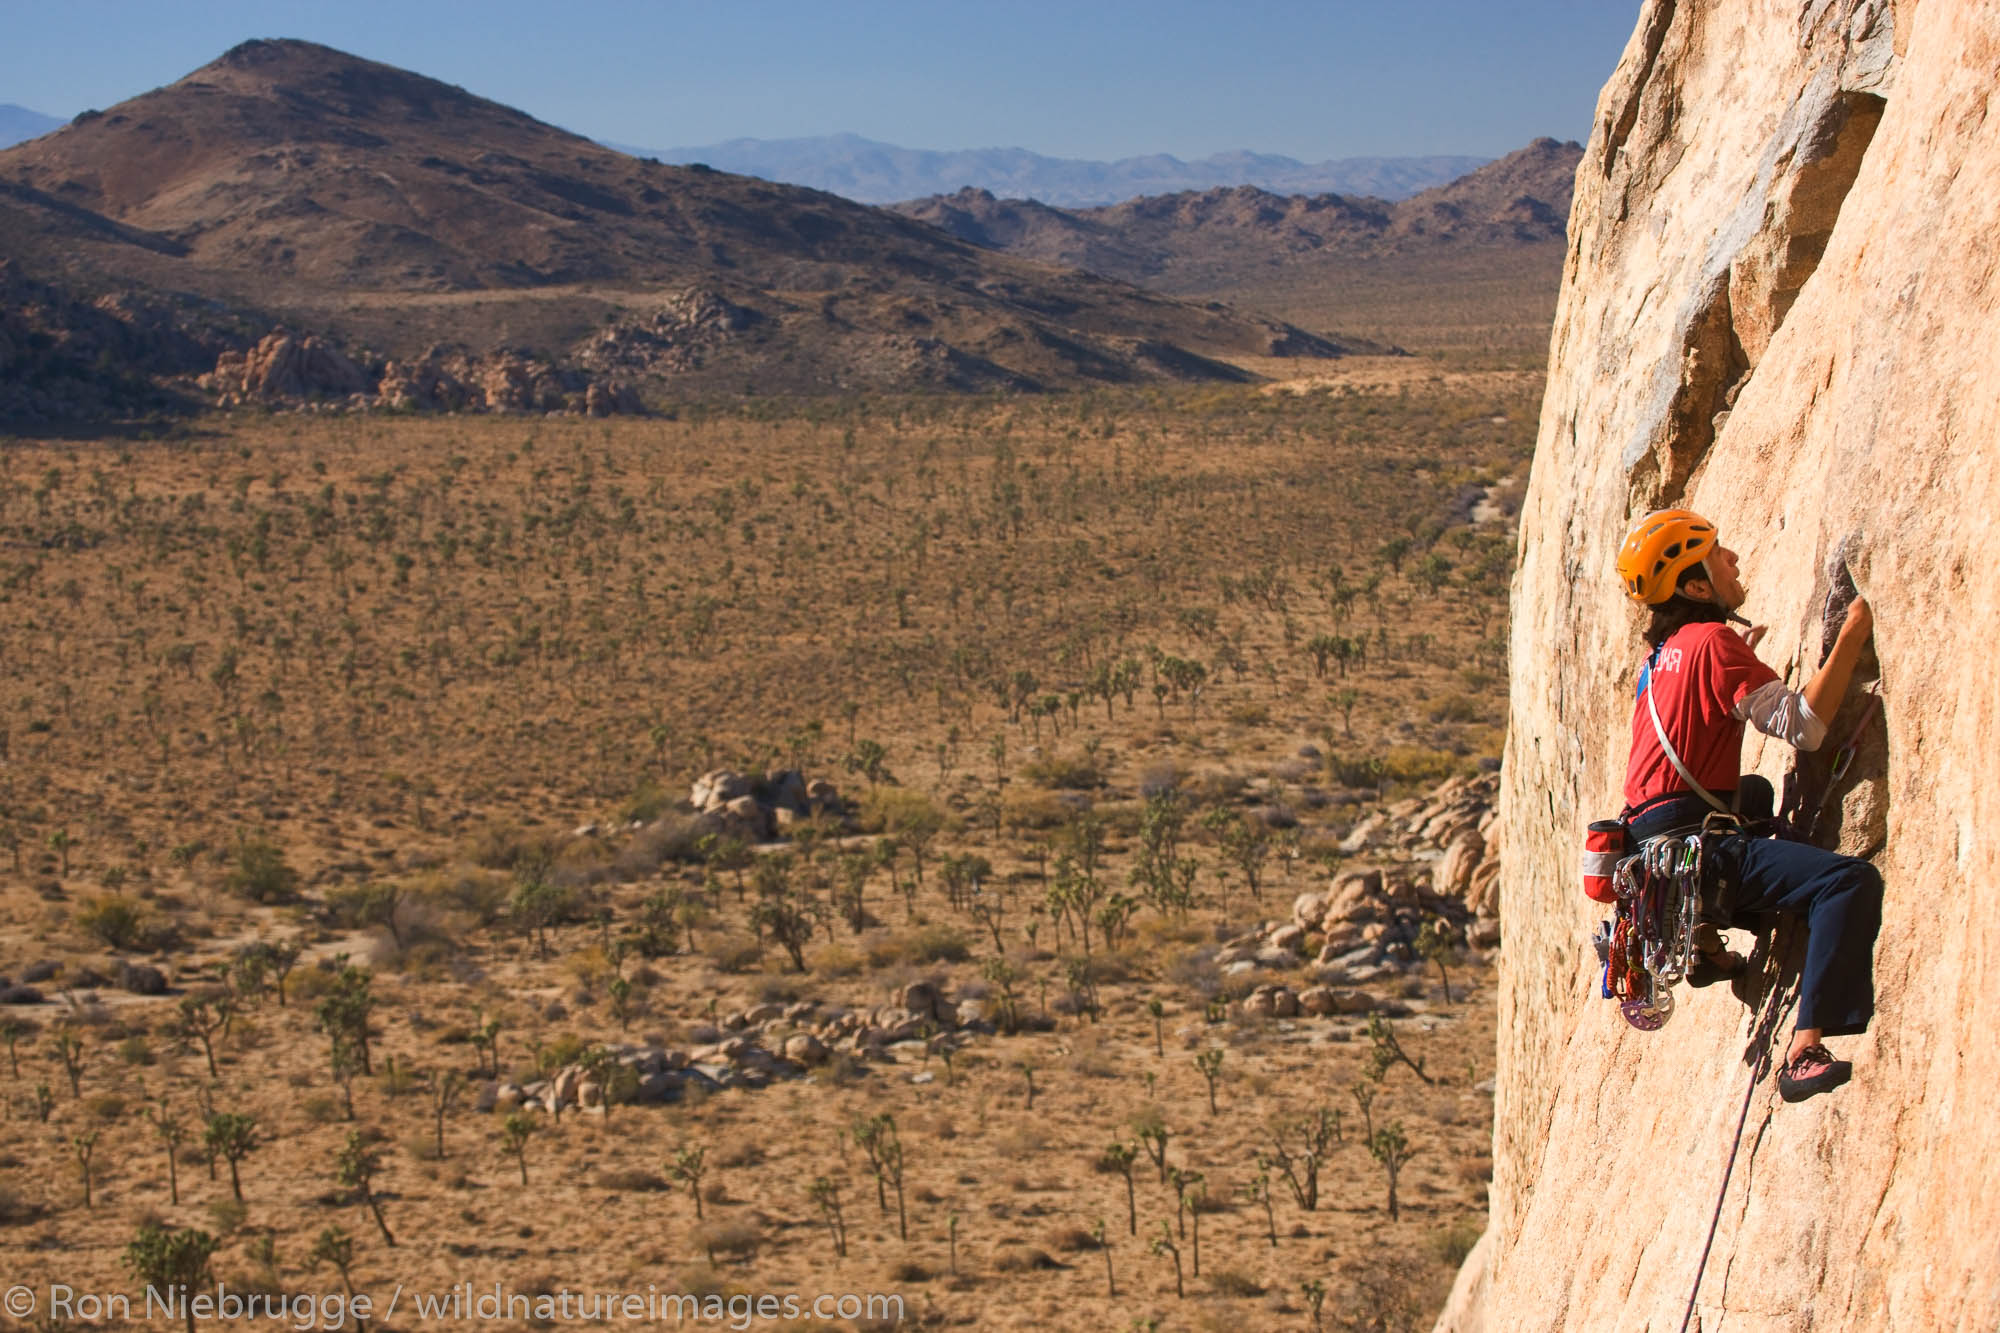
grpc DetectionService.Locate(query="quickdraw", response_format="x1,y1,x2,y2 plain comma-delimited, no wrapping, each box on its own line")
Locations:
1598,833,1704,1031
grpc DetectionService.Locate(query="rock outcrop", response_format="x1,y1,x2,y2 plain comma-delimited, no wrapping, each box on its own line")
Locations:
1448,2,2000,1330
202,332,643,415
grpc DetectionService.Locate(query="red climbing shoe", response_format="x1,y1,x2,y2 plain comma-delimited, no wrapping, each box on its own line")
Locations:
1687,947,1748,988
1778,1044,1851,1102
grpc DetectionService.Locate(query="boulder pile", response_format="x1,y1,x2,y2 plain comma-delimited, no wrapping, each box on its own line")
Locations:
201,331,643,416
1218,772,1502,1022
688,768,845,842
483,981,982,1114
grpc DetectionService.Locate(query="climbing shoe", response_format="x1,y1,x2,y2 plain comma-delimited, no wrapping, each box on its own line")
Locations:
1687,947,1748,988
1778,1044,1851,1102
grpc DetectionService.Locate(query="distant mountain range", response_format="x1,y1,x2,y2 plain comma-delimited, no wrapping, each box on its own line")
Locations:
0,40,1366,421
613,133,1489,207
893,138,1581,283
0,104,63,149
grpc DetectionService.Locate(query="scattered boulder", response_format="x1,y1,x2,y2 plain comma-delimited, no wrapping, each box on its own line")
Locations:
1437,829,1487,900
784,1033,830,1066
0,985,45,1005
116,961,168,996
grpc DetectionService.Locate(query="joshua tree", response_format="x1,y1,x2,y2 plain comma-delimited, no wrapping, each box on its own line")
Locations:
313,963,375,1075
1150,1220,1183,1299
1301,1276,1328,1332
52,1028,84,1097
1,1018,25,1076
1193,1047,1224,1115
1103,1140,1139,1235
1262,1106,1340,1212
330,1036,361,1121
335,1130,394,1246
1177,1171,1207,1276
1133,1107,1170,1184
308,1226,358,1308
669,1145,707,1219
72,1129,100,1207
1146,997,1165,1057
1417,915,1461,1004
203,1111,259,1203
177,993,233,1079
145,1096,186,1205
428,1070,465,1159
1240,1170,1277,1246
809,1175,848,1258
749,858,818,972
1094,1218,1115,1297
1367,1122,1419,1222
1351,1080,1378,1144
123,1224,217,1333
1364,1012,1433,1085
501,1112,538,1187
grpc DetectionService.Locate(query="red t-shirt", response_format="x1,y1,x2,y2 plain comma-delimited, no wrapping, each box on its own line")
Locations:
1622,621,1780,810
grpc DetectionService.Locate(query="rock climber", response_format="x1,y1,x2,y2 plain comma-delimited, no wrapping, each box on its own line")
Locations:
1615,509,1883,1102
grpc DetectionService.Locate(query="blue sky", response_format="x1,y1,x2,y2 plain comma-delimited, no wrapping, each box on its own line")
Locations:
1,1,1639,160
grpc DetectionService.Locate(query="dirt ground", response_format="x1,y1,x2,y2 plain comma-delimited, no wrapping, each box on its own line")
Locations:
0,383,1529,1331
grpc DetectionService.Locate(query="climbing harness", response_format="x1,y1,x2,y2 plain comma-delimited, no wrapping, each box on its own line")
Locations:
1597,832,1706,1030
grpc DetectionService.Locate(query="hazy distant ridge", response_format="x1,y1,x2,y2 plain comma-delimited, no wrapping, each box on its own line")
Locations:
614,132,1488,206
0,105,64,149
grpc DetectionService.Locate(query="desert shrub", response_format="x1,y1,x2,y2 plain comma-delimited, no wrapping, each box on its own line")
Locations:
464,823,559,873
712,1136,765,1169
1186,770,1249,804
118,1035,154,1066
992,1246,1058,1273
857,787,947,837
1381,746,1460,787
1046,1225,1101,1252
612,814,709,877
806,944,866,978
600,1169,668,1192
300,1096,342,1124
1432,1217,1484,1268
617,780,672,824
702,933,764,974
1429,694,1484,724
1226,703,1271,727
690,1219,761,1260
1136,762,1183,797
77,896,146,949
1019,753,1102,790
429,872,511,927
1208,1269,1265,1297
223,836,298,904
888,1260,931,1283
999,789,1075,830
869,925,969,968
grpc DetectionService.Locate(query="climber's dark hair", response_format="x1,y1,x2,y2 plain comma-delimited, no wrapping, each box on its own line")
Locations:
1643,563,1728,649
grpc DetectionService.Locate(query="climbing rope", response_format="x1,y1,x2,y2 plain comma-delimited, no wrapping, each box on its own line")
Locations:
1678,1059,1761,1333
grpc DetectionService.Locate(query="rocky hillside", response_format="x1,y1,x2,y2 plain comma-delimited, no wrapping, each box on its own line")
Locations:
0,40,1355,420
1445,0,1998,1329
892,138,1579,290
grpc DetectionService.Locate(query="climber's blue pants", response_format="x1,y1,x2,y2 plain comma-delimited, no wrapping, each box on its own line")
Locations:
1709,835,1883,1036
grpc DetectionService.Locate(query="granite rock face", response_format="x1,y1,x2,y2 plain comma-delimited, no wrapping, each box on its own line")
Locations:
1444,1,2000,1330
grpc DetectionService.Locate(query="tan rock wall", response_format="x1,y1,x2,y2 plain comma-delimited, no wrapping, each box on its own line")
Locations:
1458,1,2000,1329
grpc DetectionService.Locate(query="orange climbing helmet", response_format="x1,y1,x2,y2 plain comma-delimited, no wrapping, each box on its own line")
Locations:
1616,509,1718,604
